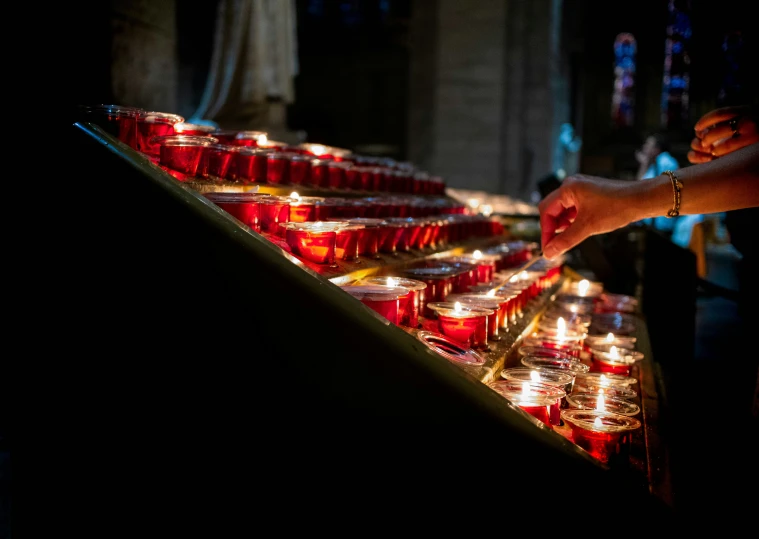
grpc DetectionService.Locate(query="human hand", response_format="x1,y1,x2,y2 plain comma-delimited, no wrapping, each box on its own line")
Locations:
688,105,758,164
538,174,640,259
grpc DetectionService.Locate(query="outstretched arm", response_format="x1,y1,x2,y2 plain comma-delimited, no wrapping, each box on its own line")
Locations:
539,142,759,259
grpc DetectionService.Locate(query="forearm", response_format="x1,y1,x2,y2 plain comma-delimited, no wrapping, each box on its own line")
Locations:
634,142,759,219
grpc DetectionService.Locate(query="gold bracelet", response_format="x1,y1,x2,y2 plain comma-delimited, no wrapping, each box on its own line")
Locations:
663,170,682,217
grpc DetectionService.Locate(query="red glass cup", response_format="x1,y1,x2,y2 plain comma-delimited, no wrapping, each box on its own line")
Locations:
154,135,218,177
571,383,638,402
77,104,143,150
204,192,270,232
257,139,289,150
377,220,406,254
327,161,351,190
573,371,637,389
583,333,636,351
308,159,330,188
289,196,326,223
288,155,312,186
173,122,218,136
280,221,347,266
357,276,427,329
446,293,508,338
402,266,458,317
501,367,576,405
519,354,590,377
560,409,641,465
203,144,241,181
234,130,269,147
235,148,273,184
488,380,566,428
136,111,184,157
343,218,385,259
590,348,637,376
384,217,414,252
334,224,364,261
339,285,410,325
416,331,486,366
266,152,291,185
426,302,494,350
257,195,292,235
212,130,240,145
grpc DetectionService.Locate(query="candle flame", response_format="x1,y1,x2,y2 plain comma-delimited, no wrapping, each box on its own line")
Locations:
593,418,604,428
386,277,396,287
596,393,606,412
599,374,610,386
309,144,326,156
472,250,482,260
569,304,578,313
578,279,590,296
520,271,528,280
486,289,496,297
609,346,619,359
467,198,481,209
509,275,519,283
530,370,541,382
258,134,268,145
521,381,532,397
480,204,493,217
606,332,614,343
290,191,300,200
557,317,566,339
454,301,463,312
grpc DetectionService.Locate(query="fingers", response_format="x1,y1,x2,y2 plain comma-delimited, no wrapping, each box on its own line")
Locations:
693,105,751,132
538,188,576,251
700,123,737,147
687,150,713,164
711,132,759,157
543,218,588,260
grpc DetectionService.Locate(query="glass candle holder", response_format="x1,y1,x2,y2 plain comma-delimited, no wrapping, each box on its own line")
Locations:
202,144,240,181
334,224,364,261
154,135,218,177
597,292,639,314
235,147,273,184
590,313,637,335
537,317,588,336
136,111,184,157
445,293,505,340
542,308,592,330
520,355,590,376
501,367,575,405
358,276,427,329
560,409,642,465
266,152,291,185
288,196,326,223
523,332,585,357
344,218,385,259
77,104,143,150
566,392,640,416
554,294,597,315
211,130,239,145
588,343,644,362
204,192,270,232
257,139,288,150
426,301,494,350
416,331,486,366
571,383,638,402
173,122,218,136
377,220,406,254
339,285,410,325
590,347,638,376
383,217,413,252
308,159,330,188
573,371,637,388
280,221,347,266
402,266,458,317
234,130,269,147
488,380,566,427
257,195,292,235
288,155,312,186
564,279,604,299
583,332,637,351
327,161,351,190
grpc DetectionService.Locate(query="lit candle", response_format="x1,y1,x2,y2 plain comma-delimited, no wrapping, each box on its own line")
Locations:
426,301,494,350
501,367,575,406
560,409,642,465
489,380,566,428
340,284,410,325
357,276,427,329
280,221,344,266
590,345,637,376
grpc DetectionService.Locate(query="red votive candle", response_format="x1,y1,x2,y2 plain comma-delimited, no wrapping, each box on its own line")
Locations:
357,276,427,329
327,161,351,190
235,147,272,184
384,218,413,252
234,130,268,147
136,111,184,157
203,144,241,181
401,266,458,317
501,367,576,402
583,332,636,352
288,155,312,186
77,104,143,150
590,346,637,376
566,392,640,416
257,195,291,236
446,294,505,341
565,279,604,299
378,220,406,254
212,130,240,145
173,122,218,136
519,354,591,377
344,218,384,259
416,331,486,366
280,221,347,265
334,224,364,261
426,301,494,350
488,380,566,428
204,192,269,232
573,371,637,388
571,383,638,401
560,409,641,465
154,135,218,177
266,152,291,185
339,285,410,325
588,343,643,362
288,195,326,223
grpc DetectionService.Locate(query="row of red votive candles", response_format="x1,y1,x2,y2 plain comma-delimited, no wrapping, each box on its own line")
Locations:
204,191,508,265
76,104,446,195
487,278,644,466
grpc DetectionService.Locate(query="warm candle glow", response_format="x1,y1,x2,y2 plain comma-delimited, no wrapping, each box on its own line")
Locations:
509,275,519,283
520,271,528,280
521,381,532,398
309,144,326,156
480,204,493,217
569,304,578,313
593,418,604,428
473,250,482,260
530,370,541,382
290,191,300,200
486,289,496,297
386,277,396,287
467,198,481,210
557,317,566,339
599,374,610,386
258,134,268,146
454,301,463,313
606,332,615,343
609,346,620,359
595,394,606,412
578,279,590,296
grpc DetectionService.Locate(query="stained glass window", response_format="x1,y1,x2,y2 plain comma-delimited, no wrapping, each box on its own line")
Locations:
661,0,692,129
612,33,636,128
